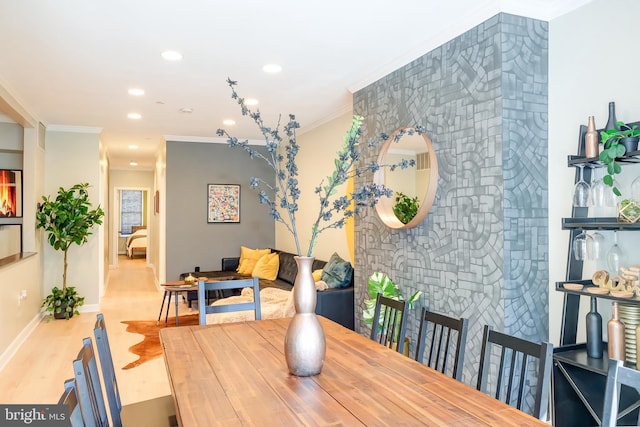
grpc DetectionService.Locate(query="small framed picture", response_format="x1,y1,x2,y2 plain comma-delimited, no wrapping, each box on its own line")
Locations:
207,184,240,223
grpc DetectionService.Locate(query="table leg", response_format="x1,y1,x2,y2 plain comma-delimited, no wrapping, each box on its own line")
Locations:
175,291,180,326
165,292,171,325
157,291,169,325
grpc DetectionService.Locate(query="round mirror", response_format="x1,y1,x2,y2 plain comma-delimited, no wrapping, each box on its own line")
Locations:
374,127,438,229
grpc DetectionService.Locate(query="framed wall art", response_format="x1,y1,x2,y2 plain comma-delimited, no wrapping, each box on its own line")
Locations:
207,184,240,223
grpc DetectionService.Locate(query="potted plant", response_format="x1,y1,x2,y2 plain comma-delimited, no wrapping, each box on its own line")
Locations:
393,192,420,224
599,122,640,197
363,271,422,355
36,183,104,319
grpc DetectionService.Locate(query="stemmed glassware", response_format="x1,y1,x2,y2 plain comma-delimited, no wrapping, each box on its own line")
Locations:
603,177,621,208
589,168,606,208
573,230,592,261
631,176,640,202
573,164,590,207
587,231,604,260
607,231,624,274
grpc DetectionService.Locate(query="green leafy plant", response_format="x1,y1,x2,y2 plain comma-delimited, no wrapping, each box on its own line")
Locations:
393,192,419,224
41,286,84,319
600,122,640,196
363,272,422,335
36,183,104,319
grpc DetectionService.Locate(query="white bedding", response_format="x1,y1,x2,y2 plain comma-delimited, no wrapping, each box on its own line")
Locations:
126,229,147,258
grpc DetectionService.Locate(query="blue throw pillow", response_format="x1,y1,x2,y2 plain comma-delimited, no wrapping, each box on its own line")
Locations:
320,253,353,288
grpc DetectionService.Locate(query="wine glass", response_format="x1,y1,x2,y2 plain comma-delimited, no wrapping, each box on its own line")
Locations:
587,231,604,260
573,230,592,261
631,176,640,202
603,177,621,208
573,164,590,207
607,231,624,274
589,169,606,208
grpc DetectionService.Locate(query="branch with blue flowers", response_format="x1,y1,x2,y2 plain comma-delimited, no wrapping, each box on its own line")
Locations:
216,78,420,257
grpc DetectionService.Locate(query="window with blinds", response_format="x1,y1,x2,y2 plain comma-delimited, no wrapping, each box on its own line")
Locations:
120,190,144,235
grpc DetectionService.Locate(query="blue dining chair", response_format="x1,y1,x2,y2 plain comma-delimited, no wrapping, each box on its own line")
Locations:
58,378,85,427
602,358,640,427
198,277,261,325
94,313,177,427
73,337,109,427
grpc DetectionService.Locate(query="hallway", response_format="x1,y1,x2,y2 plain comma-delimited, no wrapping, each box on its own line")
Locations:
0,256,191,405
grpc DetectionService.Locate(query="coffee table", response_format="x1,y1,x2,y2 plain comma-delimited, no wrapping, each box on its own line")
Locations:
158,281,199,326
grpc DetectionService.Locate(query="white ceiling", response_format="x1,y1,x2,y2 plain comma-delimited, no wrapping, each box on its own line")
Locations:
0,0,591,170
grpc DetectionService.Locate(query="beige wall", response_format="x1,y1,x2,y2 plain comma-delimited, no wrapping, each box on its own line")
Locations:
0,86,44,369
549,0,640,345
43,129,103,311
276,112,353,263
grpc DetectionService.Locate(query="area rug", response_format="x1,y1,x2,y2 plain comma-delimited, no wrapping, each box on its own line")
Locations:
121,314,199,369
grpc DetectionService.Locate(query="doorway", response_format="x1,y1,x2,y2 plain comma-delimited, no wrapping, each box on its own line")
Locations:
111,187,151,268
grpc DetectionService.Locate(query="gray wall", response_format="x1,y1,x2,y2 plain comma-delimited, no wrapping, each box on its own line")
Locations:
165,141,275,280
353,13,548,387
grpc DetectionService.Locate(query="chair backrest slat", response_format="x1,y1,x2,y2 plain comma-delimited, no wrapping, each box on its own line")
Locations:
370,294,408,353
415,308,468,381
476,325,553,421
198,277,261,325
94,313,123,427
73,337,109,427
59,379,85,427
602,358,640,426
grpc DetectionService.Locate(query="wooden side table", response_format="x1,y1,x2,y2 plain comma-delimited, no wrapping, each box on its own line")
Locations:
157,281,198,326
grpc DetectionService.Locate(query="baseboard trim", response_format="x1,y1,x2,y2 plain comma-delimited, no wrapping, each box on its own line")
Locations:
78,304,100,313
0,312,46,373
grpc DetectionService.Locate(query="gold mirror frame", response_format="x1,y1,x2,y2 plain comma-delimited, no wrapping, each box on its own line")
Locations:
374,127,438,229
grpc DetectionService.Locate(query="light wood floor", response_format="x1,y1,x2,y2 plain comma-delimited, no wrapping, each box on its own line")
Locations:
0,256,193,405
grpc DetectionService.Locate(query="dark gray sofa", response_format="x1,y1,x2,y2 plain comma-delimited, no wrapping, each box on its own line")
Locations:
180,249,355,330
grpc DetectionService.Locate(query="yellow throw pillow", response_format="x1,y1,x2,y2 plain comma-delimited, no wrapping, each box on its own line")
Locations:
237,246,271,273
312,269,323,282
252,253,280,280
237,258,257,275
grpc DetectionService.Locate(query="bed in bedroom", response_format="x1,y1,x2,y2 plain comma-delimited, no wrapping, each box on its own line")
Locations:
126,226,147,258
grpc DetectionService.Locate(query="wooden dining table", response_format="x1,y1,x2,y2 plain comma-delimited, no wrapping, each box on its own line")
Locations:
160,316,547,426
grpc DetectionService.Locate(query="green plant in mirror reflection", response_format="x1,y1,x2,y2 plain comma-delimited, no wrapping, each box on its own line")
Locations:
393,191,419,224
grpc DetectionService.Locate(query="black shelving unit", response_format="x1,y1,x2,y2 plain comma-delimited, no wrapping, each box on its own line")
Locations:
553,124,640,427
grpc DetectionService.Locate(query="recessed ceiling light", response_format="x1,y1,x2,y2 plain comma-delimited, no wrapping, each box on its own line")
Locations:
223,119,236,126
161,50,183,61
263,64,282,73
128,88,144,96
245,98,258,106
179,107,193,114
128,145,139,150
127,113,142,119
129,161,138,166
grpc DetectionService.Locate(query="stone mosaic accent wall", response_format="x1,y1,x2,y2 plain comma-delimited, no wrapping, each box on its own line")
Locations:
353,13,548,387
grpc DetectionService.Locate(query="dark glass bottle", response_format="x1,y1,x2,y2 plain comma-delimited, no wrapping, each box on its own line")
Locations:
605,101,619,132
586,297,603,358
